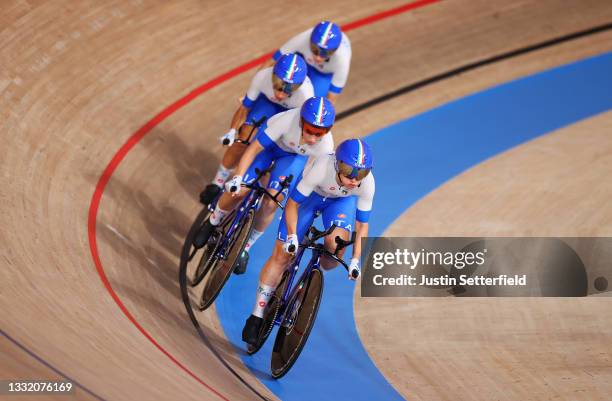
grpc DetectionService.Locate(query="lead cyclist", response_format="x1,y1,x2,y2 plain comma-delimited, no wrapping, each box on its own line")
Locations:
242,138,375,345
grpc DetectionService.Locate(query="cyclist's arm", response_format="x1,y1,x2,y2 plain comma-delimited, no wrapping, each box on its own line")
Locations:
284,198,299,236
233,69,267,127
286,155,325,235
328,38,351,101
234,140,263,177
352,220,368,260
230,104,249,130
353,174,375,260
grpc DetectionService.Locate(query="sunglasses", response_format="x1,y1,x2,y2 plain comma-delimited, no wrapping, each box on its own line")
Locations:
337,161,371,181
272,75,301,94
310,43,336,59
301,121,330,137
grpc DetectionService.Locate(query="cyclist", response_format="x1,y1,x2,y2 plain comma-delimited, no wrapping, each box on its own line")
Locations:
193,97,336,275
261,21,351,103
200,53,314,204
242,138,375,345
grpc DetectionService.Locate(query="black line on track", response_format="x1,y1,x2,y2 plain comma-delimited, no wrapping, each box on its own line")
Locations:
1,328,107,401
336,22,612,121
178,240,272,401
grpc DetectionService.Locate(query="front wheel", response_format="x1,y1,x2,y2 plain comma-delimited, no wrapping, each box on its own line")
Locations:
270,268,324,379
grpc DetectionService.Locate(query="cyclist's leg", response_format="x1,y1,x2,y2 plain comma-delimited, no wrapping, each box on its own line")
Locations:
260,196,319,300
244,152,307,252
219,96,285,175
319,196,357,270
209,146,274,225
277,192,324,245
241,239,289,343
306,66,333,98
242,197,318,343
203,96,285,204
257,193,321,286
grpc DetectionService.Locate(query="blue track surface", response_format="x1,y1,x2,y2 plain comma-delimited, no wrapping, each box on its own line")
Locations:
216,52,612,401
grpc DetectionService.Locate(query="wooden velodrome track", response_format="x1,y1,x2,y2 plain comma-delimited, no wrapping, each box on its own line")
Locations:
1,1,611,400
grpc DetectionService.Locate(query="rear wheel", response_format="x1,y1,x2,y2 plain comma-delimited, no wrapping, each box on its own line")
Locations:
190,214,232,287
271,268,324,379
198,209,255,311
247,270,290,355
178,207,212,287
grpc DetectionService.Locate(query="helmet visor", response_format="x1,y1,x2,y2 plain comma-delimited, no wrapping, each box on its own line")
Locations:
337,161,371,180
310,42,336,59
301,120,331,137
272,74,301,94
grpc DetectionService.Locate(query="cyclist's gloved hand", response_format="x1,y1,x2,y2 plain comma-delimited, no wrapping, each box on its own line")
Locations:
225,175,243,193
348,258,361,280
283,234,299,254
219,128,237,146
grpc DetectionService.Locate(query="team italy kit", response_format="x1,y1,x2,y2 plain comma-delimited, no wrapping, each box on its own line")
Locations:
278,152,375,242
244,108,334,195
273,29,351,97
242,66,314,125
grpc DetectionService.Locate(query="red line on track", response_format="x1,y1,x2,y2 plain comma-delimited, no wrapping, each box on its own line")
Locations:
342,0,441,31
86,1,441,399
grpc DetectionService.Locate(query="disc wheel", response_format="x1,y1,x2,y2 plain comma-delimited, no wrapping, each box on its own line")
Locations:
270,268,323,378
198,209,255,311
178,207,212,287
189,213,231,287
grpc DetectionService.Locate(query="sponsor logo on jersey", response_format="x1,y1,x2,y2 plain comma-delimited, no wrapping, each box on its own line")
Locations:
338,213,346,218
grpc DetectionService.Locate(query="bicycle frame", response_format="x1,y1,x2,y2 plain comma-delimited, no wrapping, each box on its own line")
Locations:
209,182,262,261
274,245,322,327
207,168,292,262
273,225,356,328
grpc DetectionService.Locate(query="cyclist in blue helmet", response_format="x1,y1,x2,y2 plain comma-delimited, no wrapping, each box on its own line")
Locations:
300,94,335,128
260,21,351,104
194,97,335,275
200,53,313,204
335,138,373,180
241,138,375,345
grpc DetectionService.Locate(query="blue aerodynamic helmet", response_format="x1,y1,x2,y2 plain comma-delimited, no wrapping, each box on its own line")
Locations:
335,139,373,180
273,53,307,88
310,21,342,57
300,96,336,128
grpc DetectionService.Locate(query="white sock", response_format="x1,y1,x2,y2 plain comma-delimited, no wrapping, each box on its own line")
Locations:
252,282,276,318
212,165,233,187
244,230,263,252
209,205,228,226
